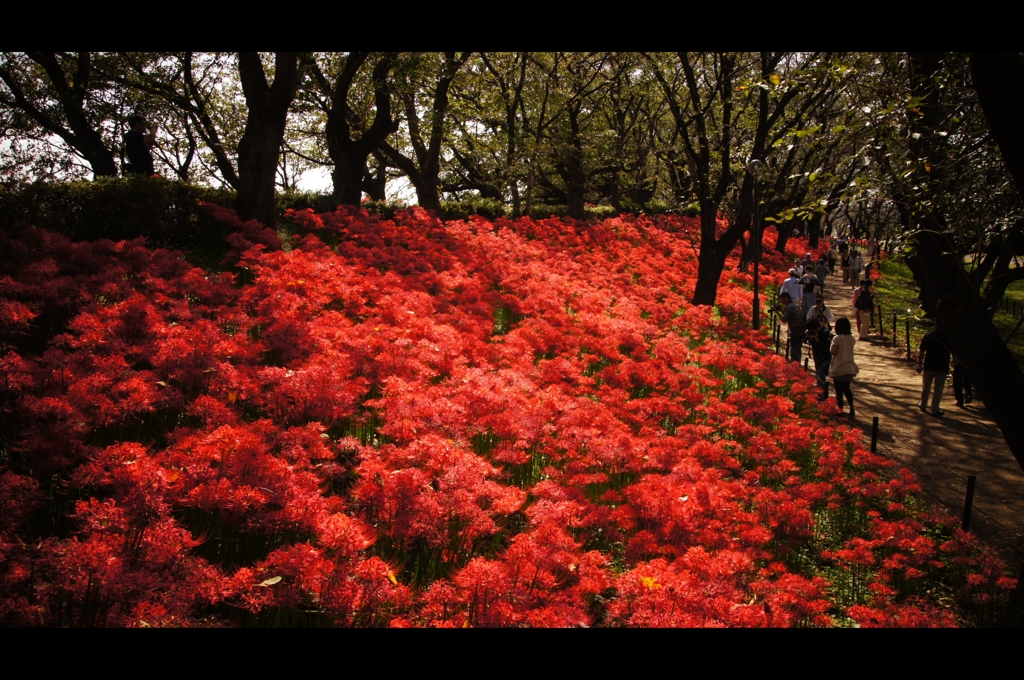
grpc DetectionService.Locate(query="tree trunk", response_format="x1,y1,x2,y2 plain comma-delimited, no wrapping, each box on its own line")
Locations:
565,105,587,219
316,54,396,206
775,221,796,254
236,52,299,230
692,206,728,305
331,153,368,206
808,213,822,250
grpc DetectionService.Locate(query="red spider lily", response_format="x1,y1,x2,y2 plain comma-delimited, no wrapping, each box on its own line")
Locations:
0,211,1011,627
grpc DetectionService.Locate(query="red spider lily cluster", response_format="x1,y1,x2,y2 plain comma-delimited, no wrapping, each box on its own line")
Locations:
0,206,1013,627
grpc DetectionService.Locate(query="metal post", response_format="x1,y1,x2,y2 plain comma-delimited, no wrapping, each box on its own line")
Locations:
962,475,977,531
893,312,897,347
871,416,879,453
877,305,883,341
906,318,911,359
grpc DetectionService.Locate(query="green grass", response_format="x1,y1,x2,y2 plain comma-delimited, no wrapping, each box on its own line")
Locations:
872,258,936,362
993,280,1024,371
872,257,1024,370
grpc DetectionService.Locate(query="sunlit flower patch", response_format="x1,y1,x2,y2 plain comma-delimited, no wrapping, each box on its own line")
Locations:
0,208,1012,627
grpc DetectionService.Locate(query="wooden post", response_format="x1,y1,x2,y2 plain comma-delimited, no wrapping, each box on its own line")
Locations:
962,475,977,531
878,305,883,341
906,317,911,359
892,312,897,347
871,416,879,453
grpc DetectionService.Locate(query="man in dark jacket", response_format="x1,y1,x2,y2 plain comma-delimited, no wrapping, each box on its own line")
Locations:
124,115,157,176
916,320,951,417
779,291,805,364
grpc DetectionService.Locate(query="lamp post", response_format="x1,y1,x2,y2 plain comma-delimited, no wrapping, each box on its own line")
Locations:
747,159,765,330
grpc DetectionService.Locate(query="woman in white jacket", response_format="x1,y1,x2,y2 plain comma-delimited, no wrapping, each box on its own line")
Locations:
829,317,859,417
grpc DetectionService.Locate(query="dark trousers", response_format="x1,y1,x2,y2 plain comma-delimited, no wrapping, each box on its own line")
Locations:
834,376,854,410
788,335,803,363
953,364,973,404
812,346,830,395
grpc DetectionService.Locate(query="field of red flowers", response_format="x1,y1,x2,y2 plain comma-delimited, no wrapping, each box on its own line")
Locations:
0,205,1014,627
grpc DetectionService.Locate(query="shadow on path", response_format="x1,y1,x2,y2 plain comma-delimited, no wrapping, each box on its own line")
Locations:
806,271,1024,566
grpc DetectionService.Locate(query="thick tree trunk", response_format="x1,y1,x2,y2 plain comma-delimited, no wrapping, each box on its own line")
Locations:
331,153,367,206
692,207,728,305
775,221,796,254
236,52,299,229
565,150,586,219
414,173,442,212
808,213,822,250
693,250,729,305
565,106,587,219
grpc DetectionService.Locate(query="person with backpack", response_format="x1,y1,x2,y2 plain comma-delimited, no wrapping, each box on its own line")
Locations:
829,317,859,417
852,279,874,340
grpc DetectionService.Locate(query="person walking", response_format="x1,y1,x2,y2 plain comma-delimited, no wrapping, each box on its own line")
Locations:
827,245,837,275
952,355,973,408
916,319,952,417
779,291,806,364
124,115,158,177
799,269,822,313
840,248,850,284
852,279,874,340
779,269,802,303
806,293,835,331
815,258,830,292
829,317,859,417
848,249,864,289
806,318,832,401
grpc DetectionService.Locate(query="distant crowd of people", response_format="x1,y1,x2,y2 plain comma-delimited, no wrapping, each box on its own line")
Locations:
775,236,968,419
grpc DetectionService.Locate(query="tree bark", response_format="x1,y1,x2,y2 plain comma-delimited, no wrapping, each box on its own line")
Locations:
563,103,587,219
304,53,398,206
1,52,117,177
808,213,822,250
380,52,467,212
236,52,299,229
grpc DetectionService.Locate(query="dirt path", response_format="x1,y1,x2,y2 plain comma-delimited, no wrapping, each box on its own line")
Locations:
806,270,1024,567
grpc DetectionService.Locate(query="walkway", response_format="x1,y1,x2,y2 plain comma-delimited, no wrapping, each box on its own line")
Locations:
809,271,1024,566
